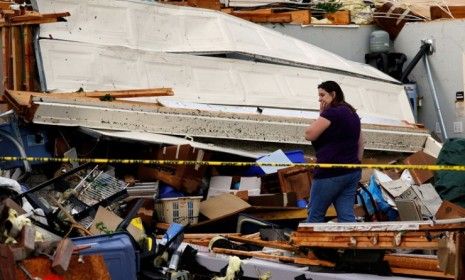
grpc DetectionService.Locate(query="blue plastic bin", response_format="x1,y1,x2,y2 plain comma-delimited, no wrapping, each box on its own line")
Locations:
244,150,306,176
72,232,138,280
159,183,184,198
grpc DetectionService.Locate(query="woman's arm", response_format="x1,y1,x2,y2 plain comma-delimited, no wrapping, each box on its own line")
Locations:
357,132,364,161
305,117,331,141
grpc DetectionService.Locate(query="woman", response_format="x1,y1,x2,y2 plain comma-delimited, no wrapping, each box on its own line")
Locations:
305,81,364,223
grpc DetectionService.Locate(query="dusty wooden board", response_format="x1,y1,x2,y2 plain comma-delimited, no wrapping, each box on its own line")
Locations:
293,239,439,249
11,26,22,90
2,26,11,90
0,12,70,27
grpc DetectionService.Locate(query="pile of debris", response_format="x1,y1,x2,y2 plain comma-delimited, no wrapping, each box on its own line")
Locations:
0,0,464,279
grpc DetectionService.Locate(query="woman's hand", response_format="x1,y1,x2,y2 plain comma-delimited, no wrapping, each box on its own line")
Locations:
319,101,328,113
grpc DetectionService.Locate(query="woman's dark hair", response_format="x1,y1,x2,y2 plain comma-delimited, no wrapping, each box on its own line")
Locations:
318,80,356,113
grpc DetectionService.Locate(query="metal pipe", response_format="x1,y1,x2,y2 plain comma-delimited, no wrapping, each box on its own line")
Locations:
423,54,448,140
400,43,430,83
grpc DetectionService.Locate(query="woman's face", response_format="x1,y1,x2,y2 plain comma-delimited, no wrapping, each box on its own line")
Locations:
318,88,335,106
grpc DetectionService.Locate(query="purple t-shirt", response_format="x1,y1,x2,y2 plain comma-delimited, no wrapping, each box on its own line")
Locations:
312,104,361,179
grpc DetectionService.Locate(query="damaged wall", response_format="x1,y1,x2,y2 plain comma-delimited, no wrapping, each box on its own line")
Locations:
395,19,465,140
262,24,379,63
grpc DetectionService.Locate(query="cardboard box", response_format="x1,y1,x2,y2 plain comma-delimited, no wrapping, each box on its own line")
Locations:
399,183,442,217
138,144,210,194
395,199,422,221
402,151,436,184
200,193,250,220
380,179,411,198
277,166,311,200
90,207,144,242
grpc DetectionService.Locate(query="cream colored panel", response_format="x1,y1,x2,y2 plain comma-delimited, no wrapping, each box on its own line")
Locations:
35,0,397,82
39,39,414,123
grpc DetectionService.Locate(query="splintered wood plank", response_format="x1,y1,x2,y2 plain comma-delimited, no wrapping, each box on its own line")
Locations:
49,88,175,98
0,2,13,10
292,230,429,238
231,12,291,23
212,248,335,267
187,0,221,10
11,26,23,90
232,8,273,15
22,25,33,91
288,10,311,25
295,220,465,232
390,267,454,279
226,235,296,251
456,232,465,280
292,235,433,243
294,239,439,250
8,88,173,100
2,26,11,90
384,254,443,272
0,12,70,27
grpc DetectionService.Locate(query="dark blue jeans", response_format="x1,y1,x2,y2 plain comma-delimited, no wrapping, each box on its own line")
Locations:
307,170,361,223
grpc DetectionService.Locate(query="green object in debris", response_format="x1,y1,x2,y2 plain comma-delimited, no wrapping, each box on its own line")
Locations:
315,0,344,13
435,138,465,208
96,222,115,234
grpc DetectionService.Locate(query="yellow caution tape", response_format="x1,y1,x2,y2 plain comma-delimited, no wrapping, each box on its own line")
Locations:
1,156,465,171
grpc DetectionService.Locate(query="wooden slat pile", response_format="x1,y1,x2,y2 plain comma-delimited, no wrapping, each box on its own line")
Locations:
160,0,353,25
0,1,70,93
288,220,465,279
185,222,464,279
180,226,464,279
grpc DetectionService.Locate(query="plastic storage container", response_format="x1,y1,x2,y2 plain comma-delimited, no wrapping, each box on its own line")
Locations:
72,232,138,280
154,196,202,226
369,30,390,53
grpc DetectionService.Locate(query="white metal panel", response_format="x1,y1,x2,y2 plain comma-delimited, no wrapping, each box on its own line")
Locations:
81,128,261,158
39,39,415,123
34,0,397,83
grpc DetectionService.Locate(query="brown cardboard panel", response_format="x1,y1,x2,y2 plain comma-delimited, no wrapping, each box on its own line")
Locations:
436,200,465,220
200,193,250,220
403,151,436,184
431,6,465,20
278,166,311,200
90,206,144,242
248,192,297,207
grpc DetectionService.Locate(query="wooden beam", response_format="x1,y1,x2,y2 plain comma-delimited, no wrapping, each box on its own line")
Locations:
11,26,22,90
47,88,174,98
212,247,335,267
226,235,297,251
293,239,439,250
456,232,465,280
390,267,454,279
0,12,70,27
231,12,291,23
22,25,33,91
2,26,11,90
